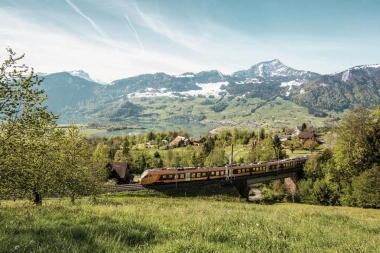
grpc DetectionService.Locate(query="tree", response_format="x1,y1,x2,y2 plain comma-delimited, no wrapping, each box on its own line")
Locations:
133,152,151,174
352,165,380,208
58,125,105,204
0,48,60,204
301,122,307,132
333,106,371,182
205,148,227,167
272,134,281,160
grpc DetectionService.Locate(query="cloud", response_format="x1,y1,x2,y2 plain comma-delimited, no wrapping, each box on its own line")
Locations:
64,0,117,50
132,4,205,52
124,14,144,52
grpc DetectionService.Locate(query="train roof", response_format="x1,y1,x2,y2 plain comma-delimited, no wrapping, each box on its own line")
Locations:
139,156,310,177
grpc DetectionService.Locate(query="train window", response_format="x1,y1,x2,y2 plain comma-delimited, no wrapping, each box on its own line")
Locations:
162,175,167,179
180,174,185,179
211,172,215,176
191,173,196,178
220,171,224,175
238,170,241,173
197,173,201,177
216,171,219,176
202,172,207,177
168,174,173,179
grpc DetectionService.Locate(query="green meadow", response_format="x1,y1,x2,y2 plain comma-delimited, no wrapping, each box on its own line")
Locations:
1,186,379,253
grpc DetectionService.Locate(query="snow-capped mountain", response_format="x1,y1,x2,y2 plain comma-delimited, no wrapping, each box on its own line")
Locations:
38,59,380,121
232,59,320,80
336,64,380,83
289,64,380,111
67,70,95,82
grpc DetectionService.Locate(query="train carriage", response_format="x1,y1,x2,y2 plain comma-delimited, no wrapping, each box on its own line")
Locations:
138,156,310,185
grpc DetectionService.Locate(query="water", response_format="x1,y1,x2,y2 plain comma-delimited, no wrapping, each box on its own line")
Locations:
92,121,216,137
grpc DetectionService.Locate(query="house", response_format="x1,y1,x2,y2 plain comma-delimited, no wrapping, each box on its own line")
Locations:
279,135,292,142
298,131,318,145
192,136,206,146
145,140,154,148
106,162,134,184
295,126,302,135
169,136,190,147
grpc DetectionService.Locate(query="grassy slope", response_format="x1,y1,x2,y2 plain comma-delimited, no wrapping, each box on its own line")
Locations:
127,96,338,132
1,188,379,253
71,96,341,137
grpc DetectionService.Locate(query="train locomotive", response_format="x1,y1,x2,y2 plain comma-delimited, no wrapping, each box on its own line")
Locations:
138,156,309,185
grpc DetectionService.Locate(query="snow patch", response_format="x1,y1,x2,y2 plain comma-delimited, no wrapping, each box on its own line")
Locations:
280,80,303,97
236,78,262,84
341,70,350,82
280,80,302,87
127,82,228,98
351,64,380,70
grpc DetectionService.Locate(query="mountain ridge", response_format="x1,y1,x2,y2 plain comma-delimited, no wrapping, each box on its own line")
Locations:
38,60,380,123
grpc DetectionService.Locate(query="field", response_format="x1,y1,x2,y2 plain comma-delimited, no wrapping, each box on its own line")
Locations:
71,96,341,138
1,186,379,253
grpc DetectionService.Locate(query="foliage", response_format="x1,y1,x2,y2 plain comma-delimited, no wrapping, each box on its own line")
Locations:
0,48,59,204
0,49,106,204
204,147,227,166
352,165,380,208
58,125,106,203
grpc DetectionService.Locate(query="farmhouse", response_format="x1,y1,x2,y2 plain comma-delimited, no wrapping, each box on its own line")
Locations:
298,131,318,144
106,162,134,184
170,136,190,147
192,136,206,146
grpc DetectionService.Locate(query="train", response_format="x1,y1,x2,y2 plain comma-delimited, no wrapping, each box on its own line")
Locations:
138,156,309,185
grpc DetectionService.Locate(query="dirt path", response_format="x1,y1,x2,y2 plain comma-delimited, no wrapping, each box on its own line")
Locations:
249,188,262,200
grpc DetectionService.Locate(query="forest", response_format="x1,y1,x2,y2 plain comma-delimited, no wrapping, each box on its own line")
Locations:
1,48,379,208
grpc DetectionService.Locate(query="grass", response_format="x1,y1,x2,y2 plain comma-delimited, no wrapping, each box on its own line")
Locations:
89,96,339,138
1,186,379,253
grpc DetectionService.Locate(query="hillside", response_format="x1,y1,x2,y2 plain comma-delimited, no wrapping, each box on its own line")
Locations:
38,61,380,129
1,190,379,252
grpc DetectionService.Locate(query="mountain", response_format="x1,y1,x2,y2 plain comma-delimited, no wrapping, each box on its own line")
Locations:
37,60,380,123
231,59,320,81
289,64,380,111
67,70,95,82
40,72,103,116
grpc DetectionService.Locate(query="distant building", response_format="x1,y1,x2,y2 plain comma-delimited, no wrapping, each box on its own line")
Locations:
192,136,206,146
106,162,134,184
170,136,190,147
298,131,318,145
295,126,302,135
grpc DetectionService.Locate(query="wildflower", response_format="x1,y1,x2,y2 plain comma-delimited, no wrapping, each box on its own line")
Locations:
256,223,259,227
29,240,35,245
14,245,20,250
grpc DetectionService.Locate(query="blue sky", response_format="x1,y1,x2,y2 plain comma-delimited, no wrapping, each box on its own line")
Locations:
1,0,379,82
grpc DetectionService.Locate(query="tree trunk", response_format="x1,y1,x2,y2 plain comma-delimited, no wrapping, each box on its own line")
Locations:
34,191,42,205
70,193,75,204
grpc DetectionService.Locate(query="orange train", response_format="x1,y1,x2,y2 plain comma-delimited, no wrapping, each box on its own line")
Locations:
138,156,309,185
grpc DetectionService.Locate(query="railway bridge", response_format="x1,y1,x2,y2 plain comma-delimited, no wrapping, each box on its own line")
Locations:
230,165,304,200
107,158,307,200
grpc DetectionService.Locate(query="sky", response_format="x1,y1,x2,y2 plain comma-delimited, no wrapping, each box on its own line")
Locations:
1,0,380,83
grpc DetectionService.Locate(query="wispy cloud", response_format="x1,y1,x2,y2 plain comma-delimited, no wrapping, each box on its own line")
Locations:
124,14,144,52
133,4,204,52
65,0,117,50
